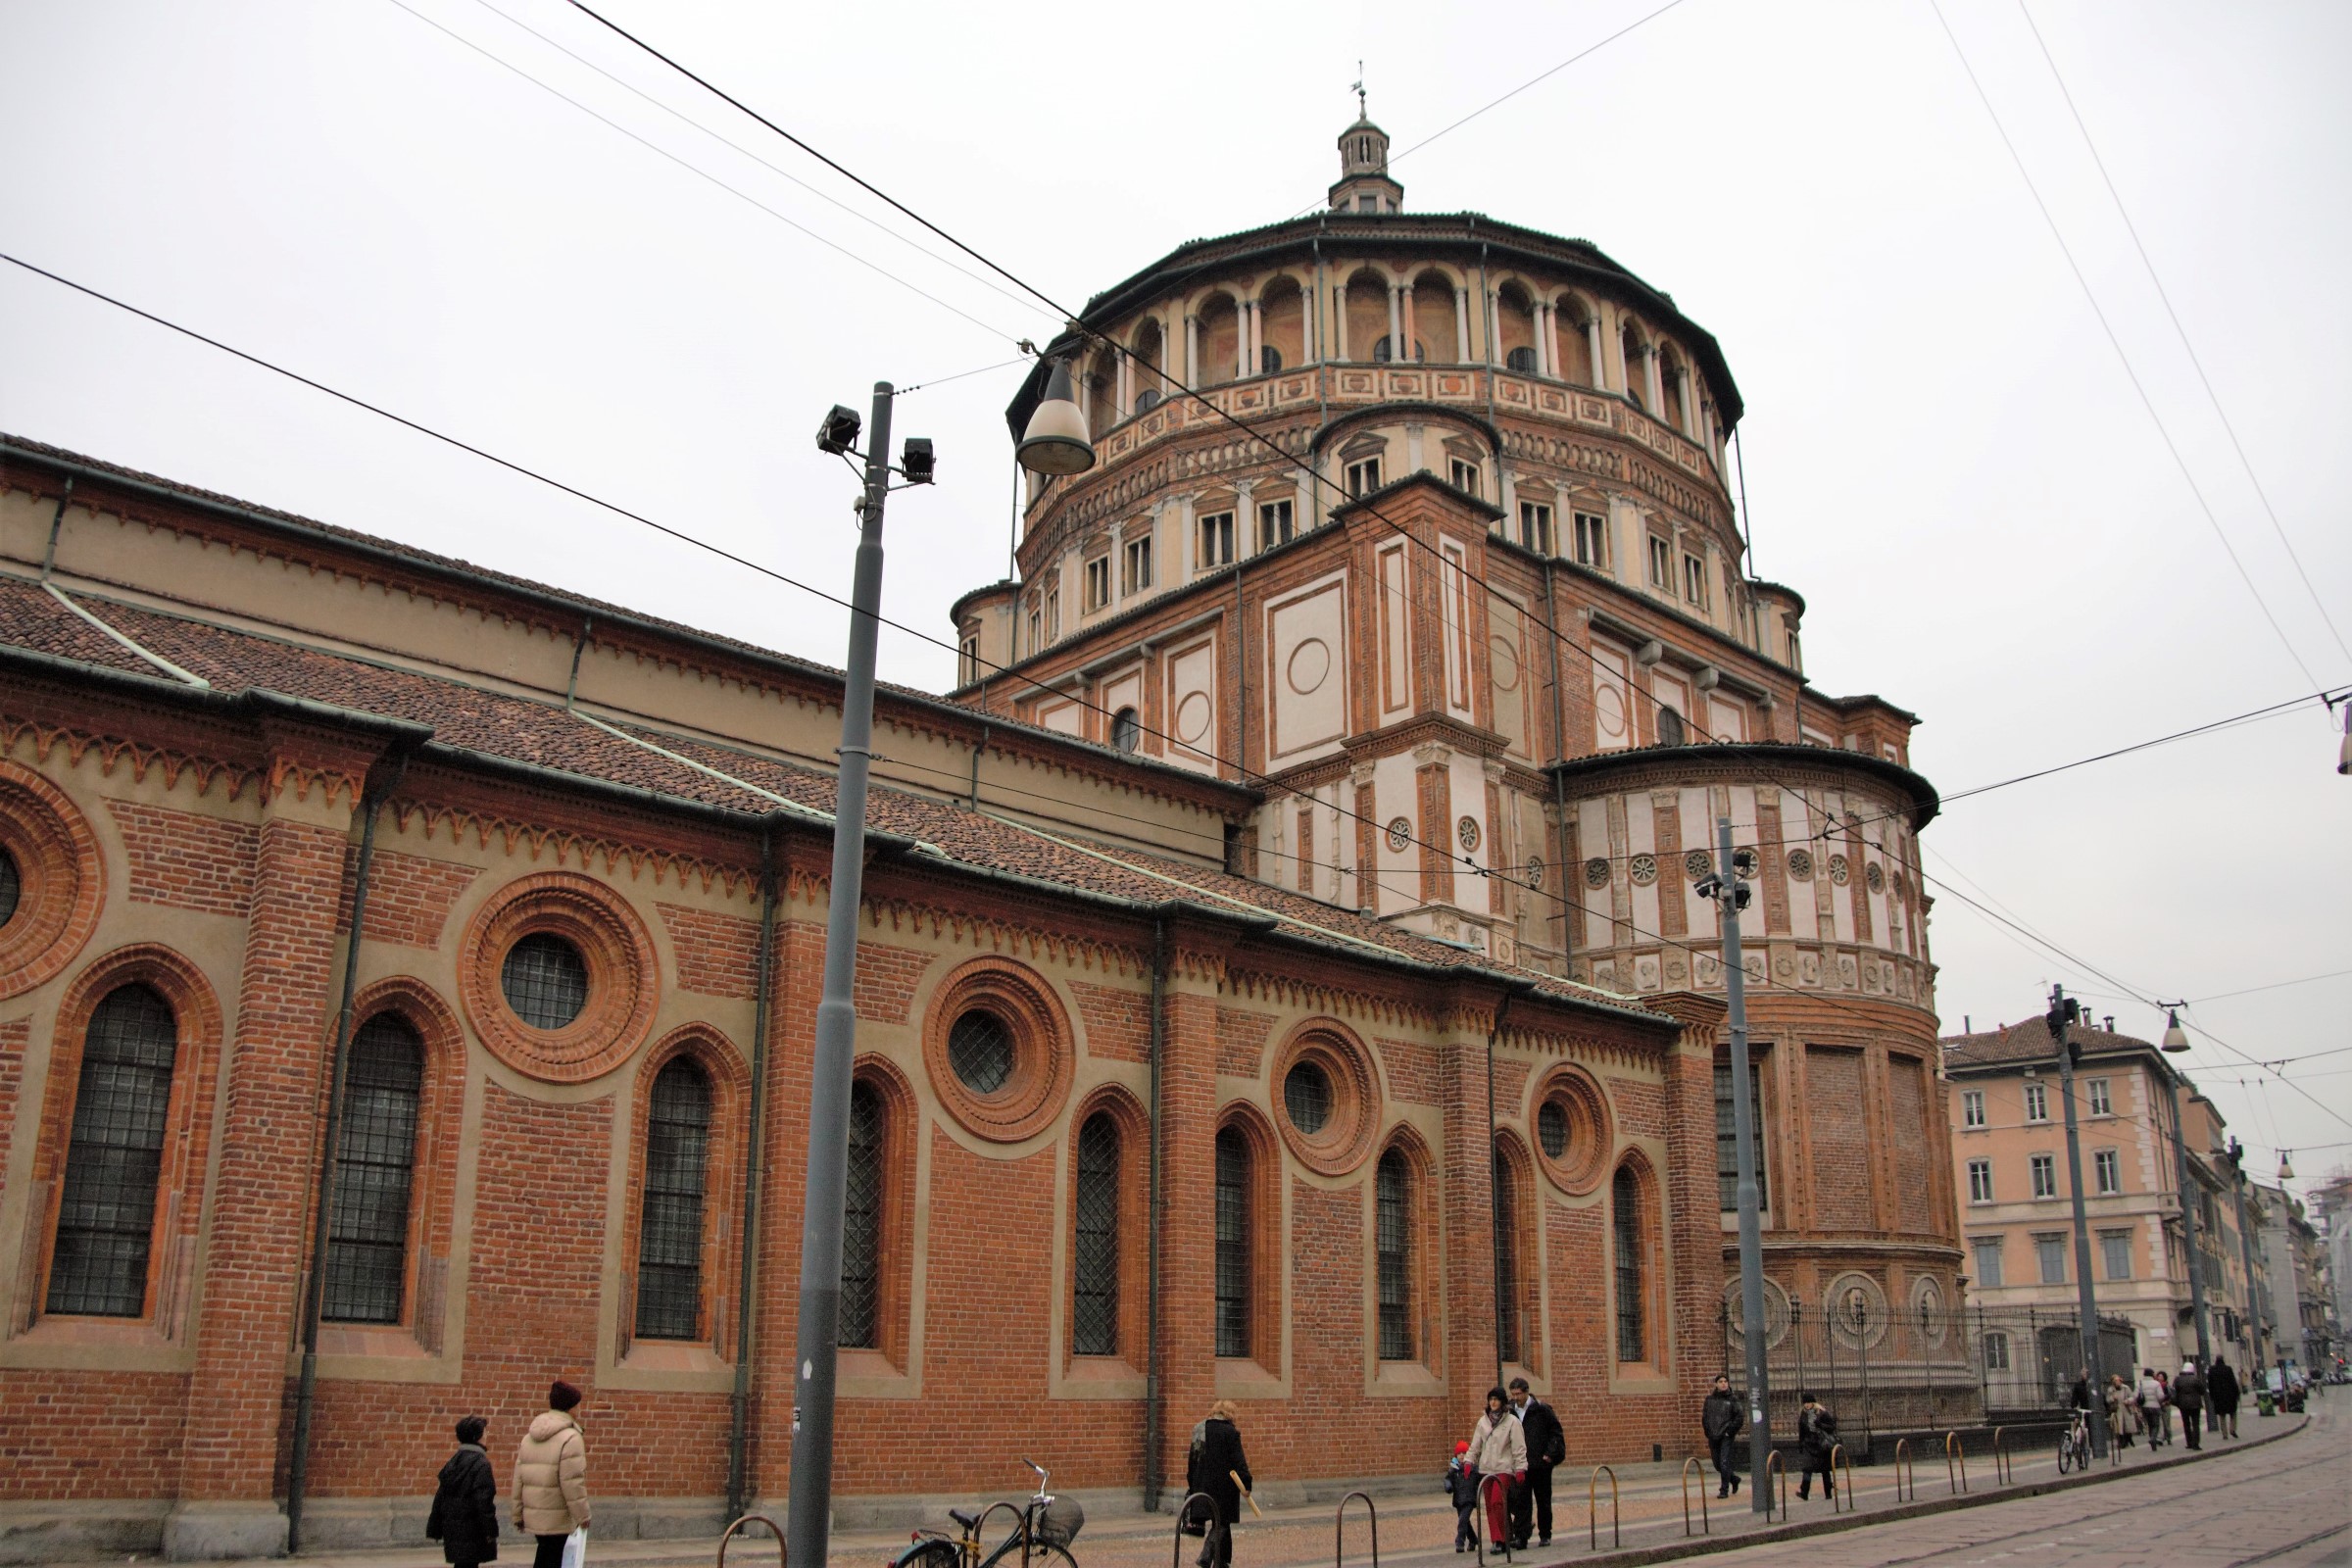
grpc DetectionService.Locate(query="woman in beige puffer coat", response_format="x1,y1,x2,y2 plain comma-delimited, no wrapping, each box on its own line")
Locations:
513,1380,591,1566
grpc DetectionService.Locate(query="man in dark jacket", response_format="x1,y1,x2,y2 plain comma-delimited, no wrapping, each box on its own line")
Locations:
1186,1400,1252,1568
1792,1393,1838,1501
2172,1359,2206,1450
426,1415,499,1568
1507,1376,1565,1547
2207,1356,2242,1439
1701,1374,1745,1498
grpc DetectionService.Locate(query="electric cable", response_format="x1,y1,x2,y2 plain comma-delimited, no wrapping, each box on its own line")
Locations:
2188,969,2352,1007
1925,0,2328,694
2016,0,2350,670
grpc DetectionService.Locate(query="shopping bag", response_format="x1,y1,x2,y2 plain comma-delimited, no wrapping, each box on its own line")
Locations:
560,1527,588,1568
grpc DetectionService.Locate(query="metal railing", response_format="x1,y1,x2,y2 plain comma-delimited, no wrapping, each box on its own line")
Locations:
1587,1465,1620,1550
1680,1457,1709,1537
1335,1491,1377,1568
718,1516,784,1568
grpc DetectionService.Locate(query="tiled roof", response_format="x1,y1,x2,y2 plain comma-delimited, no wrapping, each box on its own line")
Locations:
1940,1016,2156,1068
0,575,1663,1024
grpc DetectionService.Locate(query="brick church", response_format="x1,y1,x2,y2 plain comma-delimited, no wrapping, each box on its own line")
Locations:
0,113,1957,1559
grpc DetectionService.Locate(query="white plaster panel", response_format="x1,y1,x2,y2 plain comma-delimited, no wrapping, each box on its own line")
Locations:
1162,634,1219,774
1378,543,1412,720
1266,569,1349,763
1439,535,1475,719
1591,637,1632,752
1488,593,1532,758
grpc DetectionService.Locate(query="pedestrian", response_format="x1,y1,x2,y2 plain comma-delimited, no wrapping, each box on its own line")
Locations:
2068,1368,2093,1417
426,1415,499,1568
1466,1387,1526,1551
1701,1374,1745,1498
2105,1374,2139,1449
513,1379,591,1568
2140,1368,2171,1447
1445,1441,1479,1552
1506,1376,1564,1547
1792,1392,1838,1502
2172,1358,2205,1451
1186,1400,1252,1568
2207,1356,2241,1440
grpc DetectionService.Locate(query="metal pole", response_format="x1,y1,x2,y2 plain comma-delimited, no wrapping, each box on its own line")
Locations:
2160,1067,2212,1369
786,381,896,1568
2048,988,2109,1456
1714,817,1773,1514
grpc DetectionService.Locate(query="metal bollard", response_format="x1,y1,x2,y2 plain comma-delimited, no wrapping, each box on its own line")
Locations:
1588,1465,1620,1550
1891,1438,1915,1502
718,1515,784,1568
1335,1490,1378,1568
1679,1457,1709,1538
1944,1431,1967,1494
1763,1450,1788,1523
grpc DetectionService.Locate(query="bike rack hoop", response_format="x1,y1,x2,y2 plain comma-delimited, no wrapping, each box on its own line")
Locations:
1891,1438,1915,1502
1990,1426,2013,1486
1678,1457,1709,1538
718,1515,784,1568
1761,1451,1787,1523
1943,1431,1967,1494
1335,1490,1379,1568
1588,1464,1620,1551
1171,1493,1221,1568
1829,1445,1855,1514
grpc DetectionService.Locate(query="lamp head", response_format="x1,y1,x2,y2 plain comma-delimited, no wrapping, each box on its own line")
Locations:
1015,358,1096,476
2278,1151,2295,1181
815,404,861,456
2160,1008,2190,1054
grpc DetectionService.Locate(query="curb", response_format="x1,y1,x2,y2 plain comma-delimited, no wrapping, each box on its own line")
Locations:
1518,1413,2313,1568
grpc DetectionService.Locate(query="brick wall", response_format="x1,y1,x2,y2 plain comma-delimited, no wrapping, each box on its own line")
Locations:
105,799,257,916
1807,1047,1874,1231
341,849,480,950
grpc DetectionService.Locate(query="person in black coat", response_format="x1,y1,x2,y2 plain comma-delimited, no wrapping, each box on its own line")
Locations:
1506,1377,1565,1547
1701,1374,1745,1498
1186,1400,1252,1568
2207,1356,2242,1439
1792,1393,1838,1502
426,1415,499,1568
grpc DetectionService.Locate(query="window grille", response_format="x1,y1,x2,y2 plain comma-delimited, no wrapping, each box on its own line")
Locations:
0,844,20,928
1538,1101,1567,1160
1375,1150,1411,1360
634,1058,711,1341
1283,1060,1331,1134
1494,1150,1521,1361
501,933,588,1030
1714,1060,1769,1212
948,1009,1013,1094
322,1012,423,1323
1111,709,1143,755
1214,1128,1250,1358
1072,1113,1119,1355
47,985,178,1317
840,1080,883,1349
1612,1166,1645,1362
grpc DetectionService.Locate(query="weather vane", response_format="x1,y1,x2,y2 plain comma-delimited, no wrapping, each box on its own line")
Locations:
1353,61,1366,119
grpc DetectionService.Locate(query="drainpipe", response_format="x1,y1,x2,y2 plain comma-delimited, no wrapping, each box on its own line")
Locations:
969,724,992,809
1486,988,1518,1395
1143,911,1171,1511
286,741,419,1552
727,820,782,1519
1542,560,1571,966
39,476,74,579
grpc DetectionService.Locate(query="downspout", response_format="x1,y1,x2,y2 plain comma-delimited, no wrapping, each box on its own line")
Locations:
1542,560,1571,966
1143,911,1171,1511
969,723,992,809
286,742,418,1552
727,819,781,1519
1486,988,1517,1396
39,476,74,580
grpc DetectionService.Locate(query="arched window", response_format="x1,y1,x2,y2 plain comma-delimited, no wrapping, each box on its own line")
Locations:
1134,387,1161,414
1494,1145,1523,1362
1505,346,1539,373
635,1057,712,1341
1657,707,1687,747
1215,1125,1251,1358
1111,708,1143,754
1612,1165,1645,1363
48,984,178,1316
1556,299,1595,386
322,1012,423,1324
1413,272,1459,364
1073,1112,1120,1355
1375,1148,1413,1360
840,1078,885,1349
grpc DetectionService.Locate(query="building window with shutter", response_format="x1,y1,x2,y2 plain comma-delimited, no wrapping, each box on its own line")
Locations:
48,985,179,1317
2100,1231,2133,1281
2034,1234,2068,1284
322,1012,423,1324
1971,1237,2004,1288
1073,1112,1120,1356
1962,1090,1985,1128
1215,1126,1251,1358
634,1057,711,1341
1375,1148,1413,1360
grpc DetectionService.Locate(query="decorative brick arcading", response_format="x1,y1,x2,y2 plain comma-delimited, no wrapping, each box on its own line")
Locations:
105,799,258,916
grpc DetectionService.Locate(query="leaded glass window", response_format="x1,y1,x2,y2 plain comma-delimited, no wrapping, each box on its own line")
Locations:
1612,1166,1645,1363
321,1013,422,1323
0,844,21,929
1376,1149,1411,1360
1283,1059,1331,1135
1073,1113,1119,1355
1494,1149,1522,1362
1214,1127,1250,1358
948,1009,1013,1095
501,933,588,1030
634,1058,710,1341
1713,1059,1769,1212
840,1080,883,1349
48,985,177,1317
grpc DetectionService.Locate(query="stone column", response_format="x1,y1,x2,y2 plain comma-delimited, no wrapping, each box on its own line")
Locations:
1645,350,1665,417
1400,282,1419,363
168,724,379,1559
1186,314,1200,386
1536,302,1555,377
1240,302,1256,381
1454,286,1472,363
1387,280,1403,359
1588,317,1607,392
1333,287,1348,362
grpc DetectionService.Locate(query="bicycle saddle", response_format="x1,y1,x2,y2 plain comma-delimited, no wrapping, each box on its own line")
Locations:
949,1509,979,1531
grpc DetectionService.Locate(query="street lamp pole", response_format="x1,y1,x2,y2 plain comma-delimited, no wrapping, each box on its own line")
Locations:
786,383,928,1568
2155,1008,2212,1370
1705,818,1772,1513
2048,987,2109,1456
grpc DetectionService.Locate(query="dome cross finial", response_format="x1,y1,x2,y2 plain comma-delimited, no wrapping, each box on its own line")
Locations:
1353,61,1367,122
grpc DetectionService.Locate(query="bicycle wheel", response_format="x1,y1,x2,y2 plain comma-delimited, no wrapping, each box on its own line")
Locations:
1030,1544,1079,1568
2056,1435,2075,1474
905,1541,960,1568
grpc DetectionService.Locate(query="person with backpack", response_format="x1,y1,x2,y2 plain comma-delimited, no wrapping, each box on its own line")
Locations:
1506,1376,1565,1547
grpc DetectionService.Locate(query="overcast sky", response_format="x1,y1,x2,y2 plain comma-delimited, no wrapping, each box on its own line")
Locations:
3,1,2345,1195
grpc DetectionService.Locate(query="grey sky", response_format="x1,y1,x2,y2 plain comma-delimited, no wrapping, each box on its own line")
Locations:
2,0,2345,1188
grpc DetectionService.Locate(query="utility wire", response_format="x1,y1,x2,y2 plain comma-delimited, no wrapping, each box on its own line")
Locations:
2188,969,2352,1007
1925,0,2328,694
385,0,1033,346
2016,0,2350,670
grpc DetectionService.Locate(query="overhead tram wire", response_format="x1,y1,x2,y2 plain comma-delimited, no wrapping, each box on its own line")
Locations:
383,0,1037,348
1925,0,2330,694
2017,0,2351,670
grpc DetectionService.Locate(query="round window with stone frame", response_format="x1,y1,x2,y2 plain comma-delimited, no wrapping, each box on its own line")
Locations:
1584,858,1610,890
1786,848,1814,882
1828,855,1850,886
921,956,1075,1144
1524,854,1544,891
1283,1058,1332,1135
1456,815,1481,854
1385,817,1412,853
1685,850,1713,882
1268,1022,1379,1177
501,931,590,1030
1528,1063,1612,1195
1865,861,1886,894
1629,854,1658,887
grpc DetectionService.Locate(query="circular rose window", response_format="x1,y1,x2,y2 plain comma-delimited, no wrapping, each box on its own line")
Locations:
460,872,659,1083
0,760,106,1003
1269,1021,1378,1177
1584,858,1610,890
1385,817,1412,853
922,956,1072,1144
1528,1063,1612,1195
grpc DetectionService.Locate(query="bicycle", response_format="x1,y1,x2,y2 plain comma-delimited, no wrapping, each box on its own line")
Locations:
892,1459,1085,1568
2055,1408,2091,1474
